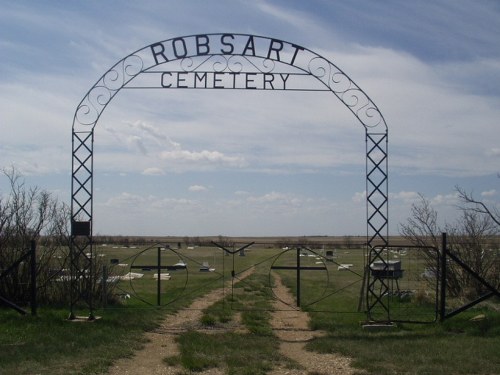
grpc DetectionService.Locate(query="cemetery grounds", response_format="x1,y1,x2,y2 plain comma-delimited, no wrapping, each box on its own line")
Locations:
0,240,499,374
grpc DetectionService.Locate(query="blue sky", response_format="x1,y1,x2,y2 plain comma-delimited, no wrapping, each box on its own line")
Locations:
1,0,499,236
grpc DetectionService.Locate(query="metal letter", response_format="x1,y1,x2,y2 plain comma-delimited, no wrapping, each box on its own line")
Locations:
172,37,188,59
213,72,224,88
267,39,284,61
161,72,173,88
263,73,275,89
220,34,235,54
245,73,257,89
279,74,290,90
177,72,188,88
194,72,208,88
242,36,256,56
196,34,210,55
289,44,305,66
150,42,169,65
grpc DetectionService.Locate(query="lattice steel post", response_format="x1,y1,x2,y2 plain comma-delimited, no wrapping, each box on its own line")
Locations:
70,130,95,320
365,131,390,321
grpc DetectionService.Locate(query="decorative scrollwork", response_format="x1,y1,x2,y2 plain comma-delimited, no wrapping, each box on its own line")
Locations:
180,57,195,71
330,71,352,94
358,105,384,128
180,56,213,72
103,54,144,91
227,55,244,73
123,54,144,77
75,85,113,126
76,54,145,127
211,55,229,72
102,69,121,92
255,58,276,73
75,103,95,126
342,88,365,109
306,56,384,129
308,56,331,81
341,88,384,129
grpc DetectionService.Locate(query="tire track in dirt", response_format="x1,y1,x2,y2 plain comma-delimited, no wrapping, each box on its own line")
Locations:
268,272,355,375
106,269,355,374
106,269,254,375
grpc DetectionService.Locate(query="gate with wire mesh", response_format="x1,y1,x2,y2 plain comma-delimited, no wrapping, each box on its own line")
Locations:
96,240,440,320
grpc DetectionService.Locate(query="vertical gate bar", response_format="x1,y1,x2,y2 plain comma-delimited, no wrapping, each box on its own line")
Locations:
89,235,95,320
157,247,161,306
89,132,95,320
296,247,301,308
30,240,37,316
440,233,447,322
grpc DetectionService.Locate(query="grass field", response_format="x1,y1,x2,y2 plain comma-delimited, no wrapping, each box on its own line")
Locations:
1,241,499,374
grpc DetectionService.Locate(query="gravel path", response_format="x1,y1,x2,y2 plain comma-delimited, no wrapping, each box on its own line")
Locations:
105,269,355,374
268,273,355,375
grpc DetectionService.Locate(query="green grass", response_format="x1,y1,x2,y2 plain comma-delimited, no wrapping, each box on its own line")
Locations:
172,331,285,375
165,272,297,374
281,270,500,375
1,244,499,374
306,312,500,375
0,306,163,375
270,257,500,375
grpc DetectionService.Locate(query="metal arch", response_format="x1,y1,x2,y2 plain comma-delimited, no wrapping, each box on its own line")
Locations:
70,33,389,320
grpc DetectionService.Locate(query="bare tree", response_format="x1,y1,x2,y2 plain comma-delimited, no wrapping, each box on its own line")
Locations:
445,210,499,296
400,192,499,297
456,184,500,227
399,194,442,290
0,167,70,304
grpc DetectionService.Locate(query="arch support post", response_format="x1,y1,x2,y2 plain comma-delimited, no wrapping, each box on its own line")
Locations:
365,131,390,321
70,130,95,320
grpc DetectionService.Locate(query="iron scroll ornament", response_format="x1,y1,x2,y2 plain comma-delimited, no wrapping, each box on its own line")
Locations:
73,33,387,132
70,33,389,321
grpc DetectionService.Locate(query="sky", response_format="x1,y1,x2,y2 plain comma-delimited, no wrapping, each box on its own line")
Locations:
1,0,499,237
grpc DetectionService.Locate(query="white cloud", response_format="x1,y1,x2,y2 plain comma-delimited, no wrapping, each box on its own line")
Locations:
104,192,148,208
142,167,164,176
431,192,459,206
486,148,500,157
103,192,196,211
481,189,497,197
234,190,250,196
159,149,246,167
188,185,207,192
391,191,421,203
352,191,366,203
247,191,301,205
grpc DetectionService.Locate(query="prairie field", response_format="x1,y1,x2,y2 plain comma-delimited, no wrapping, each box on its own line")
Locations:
0,238,499,374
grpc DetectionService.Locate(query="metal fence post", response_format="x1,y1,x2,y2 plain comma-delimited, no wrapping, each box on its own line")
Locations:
439,233,447,322
157,247,161,306
30,240,37,316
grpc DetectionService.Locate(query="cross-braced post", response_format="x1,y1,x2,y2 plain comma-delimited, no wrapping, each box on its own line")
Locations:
365,131,390,321
70,130,95,320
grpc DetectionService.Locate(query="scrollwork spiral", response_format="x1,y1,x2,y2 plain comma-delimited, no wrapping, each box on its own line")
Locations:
358,105,384,128
228,55,244,73
210,55,229,72
123,54,144,78
75,85,112,126
308,56,331,81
